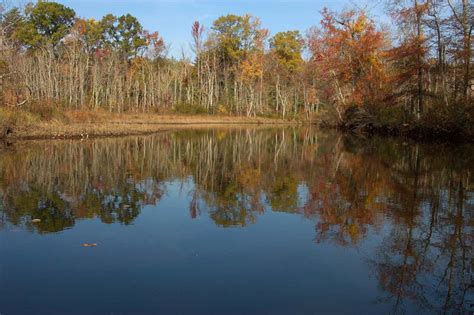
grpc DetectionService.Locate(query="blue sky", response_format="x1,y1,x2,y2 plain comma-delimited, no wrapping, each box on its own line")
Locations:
48,0,386,57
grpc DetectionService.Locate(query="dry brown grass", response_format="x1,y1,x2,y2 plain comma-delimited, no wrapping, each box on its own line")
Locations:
5,110,300,140
65,110,295,124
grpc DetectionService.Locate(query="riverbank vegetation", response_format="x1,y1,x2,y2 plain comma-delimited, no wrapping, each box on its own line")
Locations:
0,1,472,139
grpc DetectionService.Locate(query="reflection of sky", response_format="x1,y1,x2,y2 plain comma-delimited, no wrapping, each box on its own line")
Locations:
50,0,388,57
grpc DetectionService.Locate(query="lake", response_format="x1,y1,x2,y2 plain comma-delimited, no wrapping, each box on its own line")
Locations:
0,127,472,314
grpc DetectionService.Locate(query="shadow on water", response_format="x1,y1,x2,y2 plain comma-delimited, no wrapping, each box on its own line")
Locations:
0,127,473,314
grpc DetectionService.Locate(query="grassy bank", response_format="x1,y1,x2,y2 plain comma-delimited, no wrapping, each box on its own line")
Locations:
0,107,300,140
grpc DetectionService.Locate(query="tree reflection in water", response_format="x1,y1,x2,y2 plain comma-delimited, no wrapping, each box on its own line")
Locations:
0,128,472,313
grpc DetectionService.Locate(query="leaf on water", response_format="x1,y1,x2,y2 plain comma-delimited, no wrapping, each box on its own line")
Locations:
31,219,41,223
81,243,98,247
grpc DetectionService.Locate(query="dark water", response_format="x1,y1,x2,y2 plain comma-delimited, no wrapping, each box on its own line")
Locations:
0,128,473,315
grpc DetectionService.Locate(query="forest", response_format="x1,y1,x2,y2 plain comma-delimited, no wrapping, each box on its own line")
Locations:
0,0,473,139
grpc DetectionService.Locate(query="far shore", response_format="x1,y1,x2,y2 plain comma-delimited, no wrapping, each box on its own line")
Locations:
5,109,472,143
4,111,304,141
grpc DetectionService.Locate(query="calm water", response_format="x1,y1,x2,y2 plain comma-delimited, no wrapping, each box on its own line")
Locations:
0,128,473,315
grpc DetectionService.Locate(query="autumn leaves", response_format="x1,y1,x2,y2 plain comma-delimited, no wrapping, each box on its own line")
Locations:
0,1,472,136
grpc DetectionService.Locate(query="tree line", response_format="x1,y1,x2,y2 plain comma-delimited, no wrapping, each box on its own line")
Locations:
0,1,472,126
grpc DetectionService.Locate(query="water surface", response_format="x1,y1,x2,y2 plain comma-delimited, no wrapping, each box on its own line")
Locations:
0,128,473,314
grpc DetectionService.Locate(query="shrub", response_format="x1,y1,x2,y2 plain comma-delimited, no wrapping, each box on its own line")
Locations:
341,105,376,132
0,107,39,138
416,104,469,136
172,103,208,115
25,101,68,122
217,104,229,115
371,105,407,128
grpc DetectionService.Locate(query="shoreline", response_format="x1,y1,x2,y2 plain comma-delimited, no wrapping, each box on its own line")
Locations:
330,107,474,144
334,124,474,144
3,109,472,143
3,112,303,141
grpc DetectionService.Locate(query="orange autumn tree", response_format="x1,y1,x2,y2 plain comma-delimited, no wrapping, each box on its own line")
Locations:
308,9,389,120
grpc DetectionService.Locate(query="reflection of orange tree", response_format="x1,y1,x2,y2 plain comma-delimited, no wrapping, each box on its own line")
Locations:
369,180,471,313
296,136,473,312
363,141,473,313
301,139,390,245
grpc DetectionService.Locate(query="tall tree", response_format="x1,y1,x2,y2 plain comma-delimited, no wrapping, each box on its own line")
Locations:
210,14,262,67
447,0,472,101
269,31,304,116
15,1,76,48
0,7,23,48
269,31,304,74
308,9,388,119
388,0,429,118
100,13,147,58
